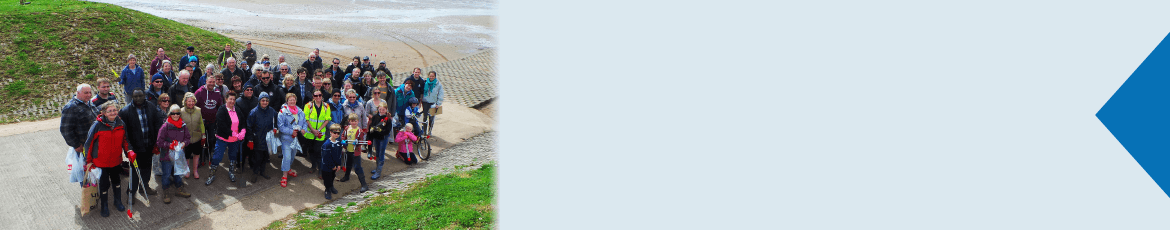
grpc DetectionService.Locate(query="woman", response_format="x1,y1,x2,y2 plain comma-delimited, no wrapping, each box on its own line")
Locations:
421,71,444,135
156,93,171,117
207,92,247,186
368,102,394,180
283,74,301,104
230,76,244,96
180,93,204,179
83,101,130,217
364,71,391,103
155,104,192,204
277,92,306,187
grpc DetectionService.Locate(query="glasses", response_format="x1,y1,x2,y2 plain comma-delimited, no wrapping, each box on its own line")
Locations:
333,94,341,97
160,100,170,103
313,95,322,97
330,130,341,133
324,83,331,85
170,112,181,115
347,96,356,99
153,81,163,83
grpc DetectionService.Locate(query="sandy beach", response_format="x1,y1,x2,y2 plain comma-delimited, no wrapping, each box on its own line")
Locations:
87,0,496,73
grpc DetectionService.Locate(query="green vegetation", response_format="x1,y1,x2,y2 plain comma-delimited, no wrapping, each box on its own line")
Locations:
275,164,496,230
0,0,238,123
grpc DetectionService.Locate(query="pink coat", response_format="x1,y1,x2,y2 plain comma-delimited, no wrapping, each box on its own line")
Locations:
395,130,417,153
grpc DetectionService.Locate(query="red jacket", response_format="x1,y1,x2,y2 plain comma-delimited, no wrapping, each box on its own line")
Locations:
84,116,130,168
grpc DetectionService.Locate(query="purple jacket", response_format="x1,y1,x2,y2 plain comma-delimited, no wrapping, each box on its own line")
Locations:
155,120,191,161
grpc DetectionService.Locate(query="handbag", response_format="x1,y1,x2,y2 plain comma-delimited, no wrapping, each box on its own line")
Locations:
79,171,100,216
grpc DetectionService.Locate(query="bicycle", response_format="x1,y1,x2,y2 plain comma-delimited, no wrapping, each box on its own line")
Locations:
401,112,432,161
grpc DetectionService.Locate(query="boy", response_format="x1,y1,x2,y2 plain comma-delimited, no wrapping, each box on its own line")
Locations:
320,124,344,200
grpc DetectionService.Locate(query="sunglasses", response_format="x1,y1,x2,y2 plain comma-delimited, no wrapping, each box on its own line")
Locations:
331,131,341,133
324,83,331,85
154,81,164,83
170,112,181,115
160,100,170,103
313,95,323,97
347,96,356,99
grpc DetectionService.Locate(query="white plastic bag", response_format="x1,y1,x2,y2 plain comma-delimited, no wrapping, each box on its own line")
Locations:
87,167,102,183
171,147,190,175
152,154,163,176
67,147,85,183
266,131,281,154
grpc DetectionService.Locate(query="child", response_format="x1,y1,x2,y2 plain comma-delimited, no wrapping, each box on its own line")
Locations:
320,124,345,200
339,114,370,193
396,123,419,165
404,97,423,137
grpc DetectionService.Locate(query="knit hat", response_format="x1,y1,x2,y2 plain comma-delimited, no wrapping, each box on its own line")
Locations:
258,91,270,101
151,74,166,83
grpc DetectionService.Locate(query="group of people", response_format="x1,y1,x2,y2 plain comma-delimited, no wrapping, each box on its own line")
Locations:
59,43,447,218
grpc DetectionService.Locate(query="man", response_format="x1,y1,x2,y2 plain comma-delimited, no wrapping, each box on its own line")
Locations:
120,90,162,197
270,55,287,73
92,78,118,107
256,70,285,107
302,51,323,76
327,58,345,84
277,63,291,83
60,84,98,156
169,70,193,104
185,57,203,89
361,56,374,73
404,67,425,100
234,85,259,173
217,43,237,67
241,41,257,67
147,75,167,105
179,46,196,71
375,61,393,85
221,57,247,85
306,75,324,108
344,56,361,78
119,54,146,100
292,68,310,108
150,47,171,76
303,89,332,175
239,58,252,83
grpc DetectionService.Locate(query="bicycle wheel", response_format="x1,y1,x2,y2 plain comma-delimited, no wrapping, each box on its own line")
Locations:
417,138,432,160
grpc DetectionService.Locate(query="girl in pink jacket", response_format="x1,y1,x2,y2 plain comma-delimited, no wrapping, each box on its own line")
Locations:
395,123,419,165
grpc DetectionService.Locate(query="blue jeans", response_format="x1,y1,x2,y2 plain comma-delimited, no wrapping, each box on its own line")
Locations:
212,139,241,166
371,136,390,178
158,160,182,188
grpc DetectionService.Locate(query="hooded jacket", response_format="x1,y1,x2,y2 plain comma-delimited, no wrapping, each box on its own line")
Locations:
194,85,222,126
320,138,344,169
277,102,306,143
422,79,444,106
248,92,278,148
84,116,130,168
342,99,368,128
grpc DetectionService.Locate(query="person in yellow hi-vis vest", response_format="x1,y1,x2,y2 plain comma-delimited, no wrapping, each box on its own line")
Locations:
303,88,332,176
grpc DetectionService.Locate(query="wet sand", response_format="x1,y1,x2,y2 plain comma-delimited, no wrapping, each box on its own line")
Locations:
88,0,496,73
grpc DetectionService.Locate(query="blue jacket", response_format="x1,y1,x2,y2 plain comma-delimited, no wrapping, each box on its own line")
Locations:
326,99,346,127
119,65,146,97
393,85,414,115
248,105,277,148
276,104,306,143
320,139,344,169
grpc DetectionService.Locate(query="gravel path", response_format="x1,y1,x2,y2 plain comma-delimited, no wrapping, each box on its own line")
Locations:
281,131,497,228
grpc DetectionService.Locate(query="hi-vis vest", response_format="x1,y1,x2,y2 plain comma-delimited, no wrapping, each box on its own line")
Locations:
303,102,331,141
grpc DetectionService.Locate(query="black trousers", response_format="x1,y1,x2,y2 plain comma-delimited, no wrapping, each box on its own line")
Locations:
98,166,122,204
239,141,253,167
322,169,336,193
130,148,153,191
307,139,323,172
252,148,269,174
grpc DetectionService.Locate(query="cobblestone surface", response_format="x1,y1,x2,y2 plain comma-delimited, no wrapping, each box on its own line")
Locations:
395,48,497,108
282,131,497,229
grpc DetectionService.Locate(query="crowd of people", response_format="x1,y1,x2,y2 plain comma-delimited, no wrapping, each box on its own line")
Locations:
59,43,447,218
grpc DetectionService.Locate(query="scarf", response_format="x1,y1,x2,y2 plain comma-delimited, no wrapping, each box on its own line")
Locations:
167,115,184,129
283,104,300,115
424,78,437,95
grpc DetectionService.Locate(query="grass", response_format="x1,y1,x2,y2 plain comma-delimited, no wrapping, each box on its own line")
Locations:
275,163,496,230
0,0,238,123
